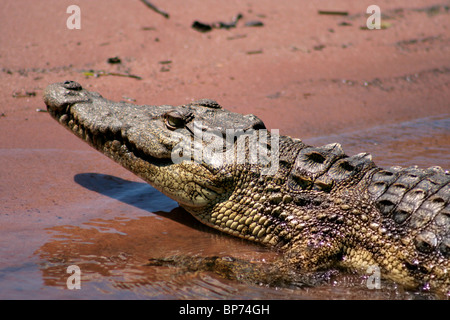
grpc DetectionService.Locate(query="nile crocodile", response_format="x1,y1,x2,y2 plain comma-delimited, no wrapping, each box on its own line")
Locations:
43,81,449,295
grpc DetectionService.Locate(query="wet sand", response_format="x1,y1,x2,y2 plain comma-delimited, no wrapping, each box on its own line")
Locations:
0,1,449,299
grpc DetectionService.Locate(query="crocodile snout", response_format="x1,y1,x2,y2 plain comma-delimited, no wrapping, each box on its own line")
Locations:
43,80,90,112
62,80,83,91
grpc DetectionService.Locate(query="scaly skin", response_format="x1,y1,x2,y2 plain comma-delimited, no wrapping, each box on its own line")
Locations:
44,81,449,295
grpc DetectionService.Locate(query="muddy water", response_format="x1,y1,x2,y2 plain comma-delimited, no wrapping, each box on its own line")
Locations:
1,115,449,300
304,114,450,169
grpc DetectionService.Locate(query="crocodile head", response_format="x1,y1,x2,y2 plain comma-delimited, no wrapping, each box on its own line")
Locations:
44,81,267,209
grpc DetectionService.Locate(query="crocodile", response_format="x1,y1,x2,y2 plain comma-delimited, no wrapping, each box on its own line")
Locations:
43,81,450,295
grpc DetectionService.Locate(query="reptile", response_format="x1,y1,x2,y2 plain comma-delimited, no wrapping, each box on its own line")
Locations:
43,81,449,295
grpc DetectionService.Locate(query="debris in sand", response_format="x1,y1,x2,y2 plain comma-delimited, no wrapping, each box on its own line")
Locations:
192,13,243,32
12,90,36,98
140,0,169,19
318,10,349,16
82,70,142,80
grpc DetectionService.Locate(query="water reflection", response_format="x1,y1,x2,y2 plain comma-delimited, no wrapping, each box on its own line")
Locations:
304,114,450,168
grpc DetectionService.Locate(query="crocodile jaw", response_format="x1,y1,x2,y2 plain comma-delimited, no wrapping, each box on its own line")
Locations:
43,81,222,207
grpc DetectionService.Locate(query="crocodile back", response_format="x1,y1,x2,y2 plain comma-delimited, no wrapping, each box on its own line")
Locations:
369,166,449,258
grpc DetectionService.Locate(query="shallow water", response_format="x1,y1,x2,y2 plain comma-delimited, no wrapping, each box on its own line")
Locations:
303,114,450,169
1,115,449,300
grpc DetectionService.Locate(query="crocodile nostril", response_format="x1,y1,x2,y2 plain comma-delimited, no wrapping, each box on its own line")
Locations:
63,80,82,91
252,120,266,130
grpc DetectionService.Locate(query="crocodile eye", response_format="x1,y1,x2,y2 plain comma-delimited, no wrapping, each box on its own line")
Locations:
164,111,185,129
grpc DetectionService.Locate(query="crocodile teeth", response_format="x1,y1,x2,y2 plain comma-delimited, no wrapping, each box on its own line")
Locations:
59,114,69,124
